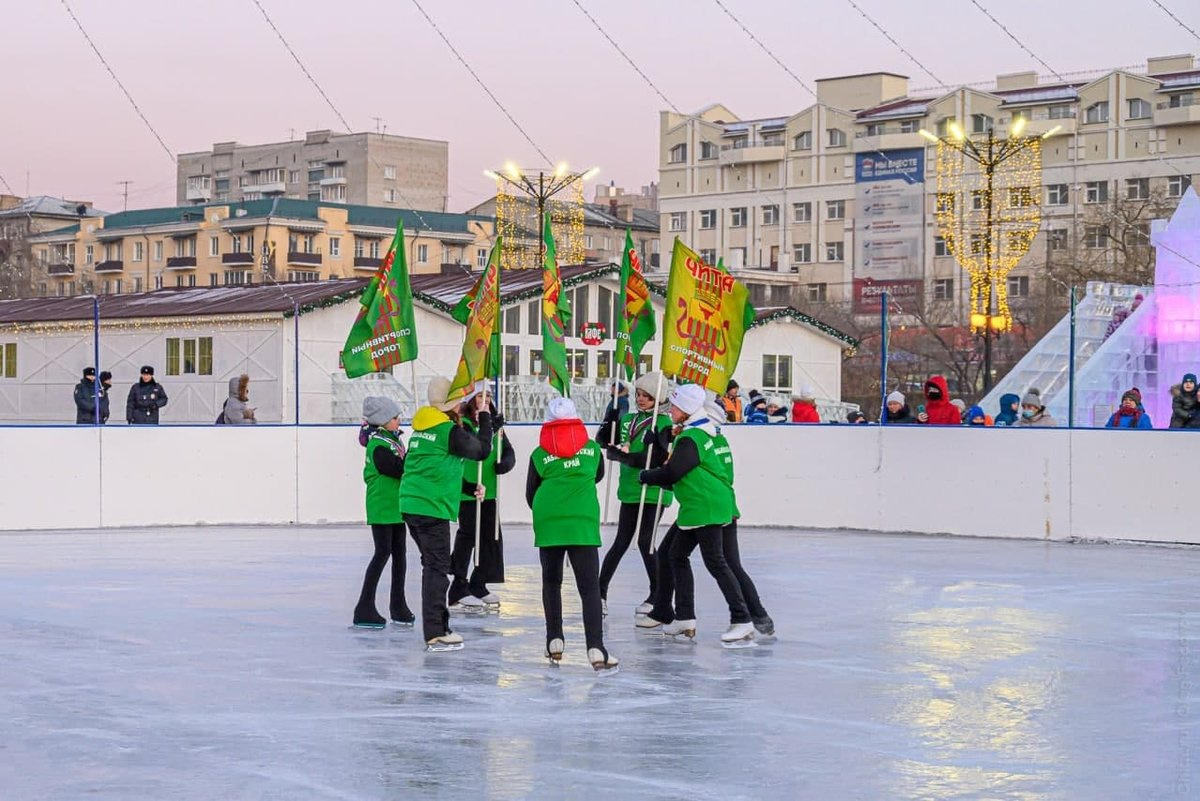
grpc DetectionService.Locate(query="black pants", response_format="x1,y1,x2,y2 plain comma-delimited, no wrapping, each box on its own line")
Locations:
403,514,454,641
539,546,604,651
449,499,504,604
356,523,413,620
723,522,768,620
671,524,751,624
598,501,659,603
647,525,679,623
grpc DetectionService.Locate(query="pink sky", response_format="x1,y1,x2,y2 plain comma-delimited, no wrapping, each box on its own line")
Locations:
3,0,1196,213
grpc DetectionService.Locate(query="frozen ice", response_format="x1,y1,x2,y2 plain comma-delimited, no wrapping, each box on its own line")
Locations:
2,525,1199,800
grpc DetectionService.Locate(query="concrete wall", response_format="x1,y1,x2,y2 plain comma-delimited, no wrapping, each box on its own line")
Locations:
1,425,1192,544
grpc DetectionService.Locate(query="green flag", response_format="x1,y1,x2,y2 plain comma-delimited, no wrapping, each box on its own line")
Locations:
340,219,418,377
615,228,656,380
448,240,502,401
541,213,572,396
716,256,756,332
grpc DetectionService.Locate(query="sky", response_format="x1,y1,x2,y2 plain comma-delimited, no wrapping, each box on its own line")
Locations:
3,0,1198,214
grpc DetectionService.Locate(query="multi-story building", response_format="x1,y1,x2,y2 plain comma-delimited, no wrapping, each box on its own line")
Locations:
0,196,104,298
27,199,495,297
177,130,449,212
659,54,1200,320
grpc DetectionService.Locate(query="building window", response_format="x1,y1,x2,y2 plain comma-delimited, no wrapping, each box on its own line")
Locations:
806,283,827,302
85,245,94,265
668,143,687,163
933,236,950,257
288,170,301,184
1049,228,1068,251
1169,175,1192,198
1047,184,1069,205
209,236,220,257
383,165,397,180
1084,102,1109,124
825,241,844,261
0,342,16,378
1048,104,1075,119
416,244,428,263
1084,225,1108,248
699,209,717,230
1007,275,1030,298
208,274,218,287
827,129,847,148
1009,186,1035,207
134,277,143,292
971,114,994,134
730,207,747,227
287,270,319,282
899,119,919,133
382,189,397,203
1125,178,1150,201
762,205,779,225
1085,181,1109,203
152,242,163,262
596,350,614,381
826,200,845,220
1169,92,1196,109
761,354,791,391
527,300,540,335
793,202,812,223
792,131,812,151
529,348,544,375
1125,223,1150,248
166,336,213,376
476,248,488,268
132,241,143,262
568,349,588,379
865,123,884,137
971,190,987,211
729,247,747,267
328,237,340,257
696,248,716,265
571,285,590,335
503,344,519,379
668,212,687,232
969,234,986,255
933,278,954,300
503,305,520,335
154,276,163,290
936,193,955,214
584,234,594,249
699,141,718,160
793,243,812,263
1127,98,1151,120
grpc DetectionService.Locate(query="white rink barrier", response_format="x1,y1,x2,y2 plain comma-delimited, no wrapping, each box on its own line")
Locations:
0,424,1192,544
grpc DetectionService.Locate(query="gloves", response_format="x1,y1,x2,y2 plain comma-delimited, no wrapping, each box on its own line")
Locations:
491,412,506,430
638,470,652,485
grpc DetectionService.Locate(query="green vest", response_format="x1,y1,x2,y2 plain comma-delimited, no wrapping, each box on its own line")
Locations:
673,426,734,528
530,442,602,547
460,419,500,502
398,412,462,520
363,429,405,524
611,411,674,507
712,432,740,521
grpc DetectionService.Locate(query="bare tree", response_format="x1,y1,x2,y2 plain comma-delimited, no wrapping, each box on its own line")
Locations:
1051,187,1174,289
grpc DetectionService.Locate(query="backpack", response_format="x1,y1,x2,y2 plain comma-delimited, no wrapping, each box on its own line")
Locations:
215,399,228,425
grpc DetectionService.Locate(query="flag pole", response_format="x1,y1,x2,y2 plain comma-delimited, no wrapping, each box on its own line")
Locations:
636,371,667,553
601,374,620,525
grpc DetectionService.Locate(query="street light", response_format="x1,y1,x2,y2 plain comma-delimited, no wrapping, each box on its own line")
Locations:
484,163,599,269
920,120,1054,392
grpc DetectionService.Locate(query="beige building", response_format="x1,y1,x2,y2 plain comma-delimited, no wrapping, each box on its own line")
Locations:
27,199,495,297
0,196,104,299
659,54,1200,318
177,130,449,212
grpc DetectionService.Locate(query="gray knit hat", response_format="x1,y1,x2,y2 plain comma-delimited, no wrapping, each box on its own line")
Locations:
886,390,905,405
362,396,401,426
1020,388,1043,408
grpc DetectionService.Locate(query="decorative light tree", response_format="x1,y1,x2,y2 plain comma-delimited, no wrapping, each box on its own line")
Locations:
484,163,597,269
921,119,1057,391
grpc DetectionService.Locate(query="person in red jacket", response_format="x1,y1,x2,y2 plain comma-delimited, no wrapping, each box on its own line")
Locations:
917,375,961,425
790,386,820,423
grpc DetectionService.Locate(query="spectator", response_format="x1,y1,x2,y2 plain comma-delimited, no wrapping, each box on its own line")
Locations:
73,367,102,425
744,390,769,424
917,376,961,425
98,371,113,424
964,405,992,426
765,397,789,424
1016,388,1057,427
603,380,630,421
126,366,168,425
883,391,915,425
1106,388,1153,429
951,398,967,424
846,410,869,424
222,374,257,425
1170,373,1200,429
721,380,744,423
791,386,820,424
994,393,1020,427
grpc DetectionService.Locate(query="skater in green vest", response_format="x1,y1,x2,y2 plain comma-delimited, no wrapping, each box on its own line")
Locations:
448,387,515,612
526,397,618,672
637,382,754,646
353,396,414,629
595,371,673,618
399,377,493,651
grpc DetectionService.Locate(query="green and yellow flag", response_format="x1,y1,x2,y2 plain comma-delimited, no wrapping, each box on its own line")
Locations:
541,213,572,396
660,239,755,392
447,239,502,402
615,228,655,380
340,219,418,377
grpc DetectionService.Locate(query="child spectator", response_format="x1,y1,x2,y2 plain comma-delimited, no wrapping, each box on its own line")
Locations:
1106,388,1153,429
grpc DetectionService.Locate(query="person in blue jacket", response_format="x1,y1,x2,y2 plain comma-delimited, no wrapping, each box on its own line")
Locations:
994,393,1020,426
1105,388,1153,429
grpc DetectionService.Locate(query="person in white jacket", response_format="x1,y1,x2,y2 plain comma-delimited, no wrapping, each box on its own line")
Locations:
222,374,257,424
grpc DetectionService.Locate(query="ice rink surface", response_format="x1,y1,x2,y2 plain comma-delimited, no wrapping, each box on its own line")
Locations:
2,525,1198,801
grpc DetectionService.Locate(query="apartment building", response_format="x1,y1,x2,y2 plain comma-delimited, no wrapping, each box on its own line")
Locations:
27,199,495,297
659,54,1200,318
177,130,449,212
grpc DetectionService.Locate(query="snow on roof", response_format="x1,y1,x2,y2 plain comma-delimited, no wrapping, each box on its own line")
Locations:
995,85,1082,105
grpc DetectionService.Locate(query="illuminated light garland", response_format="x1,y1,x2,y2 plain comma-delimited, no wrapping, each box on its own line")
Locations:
932,132,1043,332
493,173,588,270
0,314,281,336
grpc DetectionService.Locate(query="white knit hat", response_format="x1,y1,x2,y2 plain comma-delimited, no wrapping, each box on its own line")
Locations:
668,383,707,416
545,397,578,421
886,390,905,405
634,371,669,402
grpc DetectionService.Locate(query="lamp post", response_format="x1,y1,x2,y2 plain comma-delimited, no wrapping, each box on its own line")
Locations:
483,163,598,268
920,119,1057,392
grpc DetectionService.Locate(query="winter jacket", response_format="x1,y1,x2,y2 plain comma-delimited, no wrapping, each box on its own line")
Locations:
222,375,256,425
994,393,1021,427
1016,411,1058,428
1105,409,1153,429
1170,391,1200,429
126,379,168,425
73,378,109,424
745,401,769,424
525,417,604,547
919,376,961,425
791,400,820,424
721,395,744,423
398,407,492,521
883,404,916,425
964,405,992,426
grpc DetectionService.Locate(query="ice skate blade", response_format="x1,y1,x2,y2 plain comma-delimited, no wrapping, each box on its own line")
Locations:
390,620,415,629
425,642,465,652
449,605,488,617
351,622,386,630
664,632,696,642
721,638,758,650
592,665,620,676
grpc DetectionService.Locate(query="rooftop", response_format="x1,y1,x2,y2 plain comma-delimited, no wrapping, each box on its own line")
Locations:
0,196,104,220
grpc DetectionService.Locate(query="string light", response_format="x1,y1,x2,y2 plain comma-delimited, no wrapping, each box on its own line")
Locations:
0,314,280,336
492,172,588,269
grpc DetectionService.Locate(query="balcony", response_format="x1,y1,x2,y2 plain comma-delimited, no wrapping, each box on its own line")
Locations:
353,256,383,270
166,256,197,270
855,128,926,152
185,176,212,202
288,251,322,266
319,175,347,186
1021,117,1075,137
1155,98,1200,127
246,181,285,195
47,262,74,276
94,260,124,273
222,252,255,266
719,139,785,165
